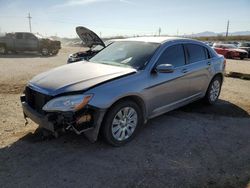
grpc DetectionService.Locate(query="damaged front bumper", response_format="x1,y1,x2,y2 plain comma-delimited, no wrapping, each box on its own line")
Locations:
20,95,106,142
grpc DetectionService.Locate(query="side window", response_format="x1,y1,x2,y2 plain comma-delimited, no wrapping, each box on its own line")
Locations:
25,33,36,40
16,33,23,39
206,48,215,59
157,44,185,68
186,44,207,64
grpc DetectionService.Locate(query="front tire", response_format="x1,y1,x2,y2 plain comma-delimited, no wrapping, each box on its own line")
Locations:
102,100,143,146
52,49,59,55
41,47,49,56
204,76,222,105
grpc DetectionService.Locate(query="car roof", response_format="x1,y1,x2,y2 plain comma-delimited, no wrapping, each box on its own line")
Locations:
116,36,197,44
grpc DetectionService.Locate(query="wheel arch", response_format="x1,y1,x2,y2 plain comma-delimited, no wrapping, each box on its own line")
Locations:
212,72,223,82
206,72,223,93
103,95,147,124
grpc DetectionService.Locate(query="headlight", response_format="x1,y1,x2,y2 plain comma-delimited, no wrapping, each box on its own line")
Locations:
42,94,93,112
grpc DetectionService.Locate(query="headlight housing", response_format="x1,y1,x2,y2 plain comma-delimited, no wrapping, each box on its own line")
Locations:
42,94,93,112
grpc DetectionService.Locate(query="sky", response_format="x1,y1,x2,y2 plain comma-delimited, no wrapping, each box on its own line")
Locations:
0,0,249,38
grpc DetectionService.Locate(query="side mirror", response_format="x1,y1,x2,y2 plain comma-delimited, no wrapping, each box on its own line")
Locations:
155,64,174,73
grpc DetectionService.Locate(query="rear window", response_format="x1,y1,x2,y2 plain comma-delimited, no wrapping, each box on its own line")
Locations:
206,48,215,58
185,44,207,64
16,33,23,39
25,33,36,40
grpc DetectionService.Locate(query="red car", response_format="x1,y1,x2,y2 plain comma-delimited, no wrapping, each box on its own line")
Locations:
213,43,248,60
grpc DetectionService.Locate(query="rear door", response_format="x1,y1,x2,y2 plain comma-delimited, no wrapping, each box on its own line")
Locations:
14,33,27,50
183,43,211,96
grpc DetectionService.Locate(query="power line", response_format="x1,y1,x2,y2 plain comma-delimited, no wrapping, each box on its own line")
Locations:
158,27,161,36
27,13,32,32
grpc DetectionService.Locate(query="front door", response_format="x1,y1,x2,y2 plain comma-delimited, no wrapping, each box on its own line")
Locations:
147,44,191,117
24,33,39,51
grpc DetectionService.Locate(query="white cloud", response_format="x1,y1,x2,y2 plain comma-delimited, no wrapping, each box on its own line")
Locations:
54,0,134,8
119,0,135,5
54,0,109,8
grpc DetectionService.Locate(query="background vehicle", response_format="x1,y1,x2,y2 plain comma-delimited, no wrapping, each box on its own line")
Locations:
67,26,115,63
238,42,250,58
21,37,225,146
203,41,214,47
0,32,61,56
68,40,114,63
223,41,240,47
213,43,248,59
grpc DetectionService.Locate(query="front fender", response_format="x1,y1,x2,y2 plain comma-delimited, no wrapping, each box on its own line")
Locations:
86,72,148,110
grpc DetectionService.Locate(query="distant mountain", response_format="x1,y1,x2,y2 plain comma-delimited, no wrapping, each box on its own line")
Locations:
229,31,250,36
191,31,217,37
187,31,250,37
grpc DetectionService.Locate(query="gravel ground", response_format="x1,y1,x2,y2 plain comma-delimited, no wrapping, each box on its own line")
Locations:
0,47,250,188
225,58,250,75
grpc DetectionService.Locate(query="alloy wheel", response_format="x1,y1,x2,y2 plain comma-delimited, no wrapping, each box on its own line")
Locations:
111,107,138,141
209,80,220,102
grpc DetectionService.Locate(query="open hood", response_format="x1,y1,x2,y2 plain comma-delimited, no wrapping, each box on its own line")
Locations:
76,26,105,48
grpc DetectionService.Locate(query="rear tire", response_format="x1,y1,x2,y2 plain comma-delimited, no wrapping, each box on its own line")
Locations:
204,76,222,105
240,55,244,60
102,100,143,146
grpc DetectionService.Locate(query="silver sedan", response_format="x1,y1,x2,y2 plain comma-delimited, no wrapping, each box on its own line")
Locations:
21,37,225,146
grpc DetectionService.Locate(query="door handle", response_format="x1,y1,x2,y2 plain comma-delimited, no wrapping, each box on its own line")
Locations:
182,68,188,73
207,62,211,66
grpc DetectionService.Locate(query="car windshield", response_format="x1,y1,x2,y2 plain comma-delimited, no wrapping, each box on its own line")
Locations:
90,41,160,69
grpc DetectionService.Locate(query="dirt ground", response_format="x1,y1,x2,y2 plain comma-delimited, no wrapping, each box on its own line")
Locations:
0,47,250,188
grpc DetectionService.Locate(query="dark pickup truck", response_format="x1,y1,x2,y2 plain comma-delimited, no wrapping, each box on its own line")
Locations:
0,32,61,56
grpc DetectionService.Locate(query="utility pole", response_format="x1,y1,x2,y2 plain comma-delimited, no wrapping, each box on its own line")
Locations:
226,20,229,38
27,13,32,33
158,27,161,36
